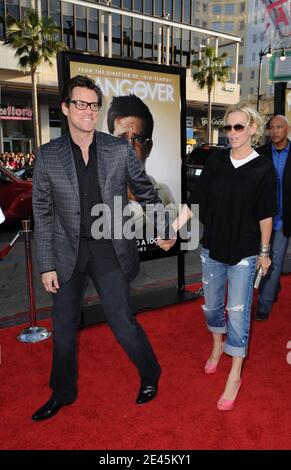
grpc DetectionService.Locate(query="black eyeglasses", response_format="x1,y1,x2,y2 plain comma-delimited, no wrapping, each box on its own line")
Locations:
67,99,101,112
223,124,247,133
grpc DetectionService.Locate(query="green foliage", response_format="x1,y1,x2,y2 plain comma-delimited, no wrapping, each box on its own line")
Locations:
192,46,232,93
5,8,67,72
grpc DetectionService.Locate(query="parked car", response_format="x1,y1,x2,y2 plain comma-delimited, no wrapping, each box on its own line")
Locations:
0,165,32,223
13,165,34,180
186,144,227,192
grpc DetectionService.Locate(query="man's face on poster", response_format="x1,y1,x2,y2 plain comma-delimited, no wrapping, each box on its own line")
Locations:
113,116,153,163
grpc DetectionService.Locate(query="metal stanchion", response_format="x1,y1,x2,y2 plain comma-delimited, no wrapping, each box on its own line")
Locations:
17,220,51,343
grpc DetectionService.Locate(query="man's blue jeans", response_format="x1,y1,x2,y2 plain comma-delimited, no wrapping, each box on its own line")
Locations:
201,248,257,357
258,227,289,315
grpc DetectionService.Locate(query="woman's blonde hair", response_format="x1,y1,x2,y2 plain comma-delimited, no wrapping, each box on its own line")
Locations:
224,103,263,144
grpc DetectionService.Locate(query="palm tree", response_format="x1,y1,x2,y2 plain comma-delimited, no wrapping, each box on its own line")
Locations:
5,9,67,150
192,45,232,143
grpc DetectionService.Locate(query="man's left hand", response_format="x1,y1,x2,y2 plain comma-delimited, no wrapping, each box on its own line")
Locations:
155,237,177,251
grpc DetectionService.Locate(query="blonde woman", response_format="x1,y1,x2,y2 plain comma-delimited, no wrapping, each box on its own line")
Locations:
157,103,276,410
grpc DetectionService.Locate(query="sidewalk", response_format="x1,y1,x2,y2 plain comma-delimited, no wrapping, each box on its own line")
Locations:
0,237,202,328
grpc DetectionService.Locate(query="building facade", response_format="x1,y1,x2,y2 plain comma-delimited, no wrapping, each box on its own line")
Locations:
0,0,241,152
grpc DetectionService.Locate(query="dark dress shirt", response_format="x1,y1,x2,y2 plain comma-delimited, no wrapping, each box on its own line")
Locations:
70,133,120,273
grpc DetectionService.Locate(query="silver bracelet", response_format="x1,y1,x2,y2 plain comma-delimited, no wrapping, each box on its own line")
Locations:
260,244,271,250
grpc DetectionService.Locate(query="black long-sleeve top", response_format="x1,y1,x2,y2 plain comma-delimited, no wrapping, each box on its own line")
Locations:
187,149,277,265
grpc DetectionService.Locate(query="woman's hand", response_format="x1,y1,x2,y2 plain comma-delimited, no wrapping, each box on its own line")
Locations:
257,255,271,276
155,236,177,251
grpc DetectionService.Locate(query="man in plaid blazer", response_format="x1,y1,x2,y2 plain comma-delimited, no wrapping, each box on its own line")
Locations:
32,75,163,421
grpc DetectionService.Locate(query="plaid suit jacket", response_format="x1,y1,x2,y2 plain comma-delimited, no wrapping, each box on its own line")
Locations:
33,131,162,283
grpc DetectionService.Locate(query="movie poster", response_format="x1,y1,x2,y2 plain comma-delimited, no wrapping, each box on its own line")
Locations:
59,54,185,261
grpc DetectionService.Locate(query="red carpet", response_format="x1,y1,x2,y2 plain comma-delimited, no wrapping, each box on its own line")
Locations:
1,278,291,450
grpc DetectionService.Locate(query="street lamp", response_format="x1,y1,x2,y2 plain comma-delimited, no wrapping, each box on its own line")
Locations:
256,45,272,111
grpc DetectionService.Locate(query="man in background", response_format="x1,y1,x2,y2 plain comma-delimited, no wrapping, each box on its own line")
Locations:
256,115,291,320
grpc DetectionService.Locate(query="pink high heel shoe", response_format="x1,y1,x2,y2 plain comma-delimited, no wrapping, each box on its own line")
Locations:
204,344,224,374
217,379,242,411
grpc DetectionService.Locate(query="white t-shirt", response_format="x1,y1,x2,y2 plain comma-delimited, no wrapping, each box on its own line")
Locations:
0,206,5,224
230,149,259,168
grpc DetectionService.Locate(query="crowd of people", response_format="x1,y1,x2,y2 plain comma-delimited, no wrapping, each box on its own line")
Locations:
0,151,35,169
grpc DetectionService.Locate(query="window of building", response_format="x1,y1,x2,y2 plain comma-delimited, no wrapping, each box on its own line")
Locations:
6,0,20,21
112,12,121,56
41,0,48,16
202,3,208,13
195,1,201,13
238,72,243,81
0,0,4,37
225,56,233,66
88,8,98,52
254,15,257,25
62,2,74,48
164,0,172,17
173,27,181,65
202,21,207,28
49,108,61,127
241,2,246,12
144,19,153,60
154,0,162,17
122,15,132,57
211,22,221,31
133,0,142,11
193,36,199,46
133,17,142,59
249,87,254,94
252,34,257,43
76,5,86,51
122,0,132,10
183,0,191,23
182,29,190,66
144,0,152,15
239,20,245,30
224,22,234,32
250,70,255,79
48,0,61,27
239,55,243,65
173,0,182,22
252,52,256,61
213,4,222,14
224,4,235,14
20,0,31,19
49,107,61,140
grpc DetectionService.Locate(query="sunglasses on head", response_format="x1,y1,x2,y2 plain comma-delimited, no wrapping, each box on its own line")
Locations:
223,123,247,133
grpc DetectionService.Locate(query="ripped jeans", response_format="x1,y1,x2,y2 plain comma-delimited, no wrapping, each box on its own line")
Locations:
200,248,257,357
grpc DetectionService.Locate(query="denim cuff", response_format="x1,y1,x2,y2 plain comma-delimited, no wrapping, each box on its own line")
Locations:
224,343,247,358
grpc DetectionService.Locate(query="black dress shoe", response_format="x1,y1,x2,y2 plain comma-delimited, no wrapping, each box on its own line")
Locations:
136,378,159,405
32,398,73,421
255,311,269,321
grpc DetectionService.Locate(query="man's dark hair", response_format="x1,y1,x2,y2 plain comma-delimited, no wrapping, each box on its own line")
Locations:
107,95,154,138
61,75,103,108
